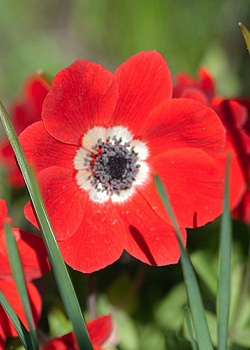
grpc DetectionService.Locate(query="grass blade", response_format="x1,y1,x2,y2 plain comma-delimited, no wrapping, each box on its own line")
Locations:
184,306,198,350
239,23,250,54
0,289,32,350
217,155,232,350
154,174,213,350
0,102,94,350
4,221,39,350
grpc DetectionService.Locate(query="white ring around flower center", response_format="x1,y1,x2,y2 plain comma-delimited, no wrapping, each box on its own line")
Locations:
74,126,150,203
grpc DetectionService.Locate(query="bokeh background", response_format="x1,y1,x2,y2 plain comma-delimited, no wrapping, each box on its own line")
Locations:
0,0,250,101
1,1,250,350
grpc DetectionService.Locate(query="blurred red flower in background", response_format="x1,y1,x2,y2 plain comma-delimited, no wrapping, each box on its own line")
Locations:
20,51,225,273
231,98,250,223
0,199,50,350
173,67,250,212
42,315,115,350
0,73,51,187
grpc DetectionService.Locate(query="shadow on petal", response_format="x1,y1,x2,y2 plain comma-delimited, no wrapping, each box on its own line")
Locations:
129,225,157,265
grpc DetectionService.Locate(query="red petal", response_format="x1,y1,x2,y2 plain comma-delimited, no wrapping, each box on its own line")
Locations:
240,129,250,154
9,74,50,135
213,98,248,128
112,51,172,133
179,88,209,105
0,229,49,282
42,338,75,350
0,139,14,167
216,100,250,182
0,139,25,187
24,167,88,240
17,230,50,281
173,68,215,101
115,191,186,266
173,72,197,98
42,61,118,145
0,325,6,350
197,68,216,100
58,200,126,273
139,98,225,157
148,148,224,228
23,74,51,107
42,316,113,350
216,135,246,210
19,121,77,174
87,315,112,346
7,169,25,188
0,200,7,229
233,189,250,224
0,281,41,337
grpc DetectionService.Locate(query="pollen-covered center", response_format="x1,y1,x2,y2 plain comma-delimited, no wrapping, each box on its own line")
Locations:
84,136,141,194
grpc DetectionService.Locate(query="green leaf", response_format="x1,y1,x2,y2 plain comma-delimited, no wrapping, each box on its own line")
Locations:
4,221,39,350
183,306,198,350
0,289,32,350
217,155,232,350
239,23,250,54
154,174,213,350
0,101,93,350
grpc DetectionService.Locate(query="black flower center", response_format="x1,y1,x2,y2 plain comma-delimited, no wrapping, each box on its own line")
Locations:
84,136,140,195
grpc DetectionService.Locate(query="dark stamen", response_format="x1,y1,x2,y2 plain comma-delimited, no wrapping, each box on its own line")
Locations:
84,136,140,195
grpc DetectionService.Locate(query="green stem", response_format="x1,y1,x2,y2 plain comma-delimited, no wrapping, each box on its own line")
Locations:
0,100,94,350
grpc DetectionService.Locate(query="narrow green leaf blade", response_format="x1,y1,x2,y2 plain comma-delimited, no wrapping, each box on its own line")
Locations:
239,23,250,54
5,221,39,350
184,306,198,350
0,101,93,350
0,289,32,350
217,155,232,350
154,174,213,350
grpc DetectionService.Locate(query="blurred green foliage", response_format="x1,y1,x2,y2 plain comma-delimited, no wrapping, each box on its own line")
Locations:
0,0,250,101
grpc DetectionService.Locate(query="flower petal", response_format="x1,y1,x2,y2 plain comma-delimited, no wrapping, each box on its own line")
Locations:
173,67,215,101
0,281,41,337
138,98,225,157
0,324,6,350
42,61,118,145
16,230,50,281
112,51,172,133
115,191,186,266
10,74,50,134
24,167,88,240
178,88,209,105
19,121,77,173
58,200,126,273
0,139,25,187
233,188,250,224
87,315,112,346
147,148,224,228
0,200,7,229
197,68,215,100
42,338,74,350
216,135,246,210
213,98,248,128
0,229,49,282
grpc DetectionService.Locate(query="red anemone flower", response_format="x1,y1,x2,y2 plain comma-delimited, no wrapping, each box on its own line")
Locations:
173,67,250,210
20,51,225,273
42,315,115,350
0,73,51,187
0,199,50,349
